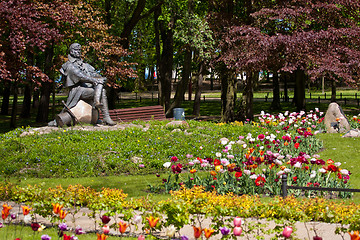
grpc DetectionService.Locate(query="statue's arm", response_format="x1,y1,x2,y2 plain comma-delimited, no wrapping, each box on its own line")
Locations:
67,64,105,85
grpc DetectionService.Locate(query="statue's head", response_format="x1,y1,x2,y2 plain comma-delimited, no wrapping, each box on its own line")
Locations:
69,43,82,58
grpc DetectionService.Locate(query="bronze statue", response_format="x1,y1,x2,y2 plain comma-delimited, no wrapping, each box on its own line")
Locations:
49,43,115,126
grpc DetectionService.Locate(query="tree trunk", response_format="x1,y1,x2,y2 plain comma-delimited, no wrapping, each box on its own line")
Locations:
21,51,34,118
166,46,191,116
1,82,10,115
271,71,281,110
32,88,39,109
10,81,18,129
283,72,289,102
36,44,54,123
21,83,32,118
193,61,205,117
36,82,52,123
242,71,256,120
155,7,174,115
331,79,336,102
220,66,236,122
108,87,116,109
294,69,306,111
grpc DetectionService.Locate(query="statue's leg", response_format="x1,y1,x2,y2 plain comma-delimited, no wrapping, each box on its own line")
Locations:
93,84,103,108
100,89,116,126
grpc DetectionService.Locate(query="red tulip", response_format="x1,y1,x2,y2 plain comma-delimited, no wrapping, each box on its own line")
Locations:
193,226,202,239
283,226,293,238
233,226,242,236
21,206,32,216
2,204,12,220
313,236,323,240
100,215,111,224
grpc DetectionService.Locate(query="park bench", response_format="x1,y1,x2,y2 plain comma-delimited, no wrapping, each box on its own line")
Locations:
99,105,167,122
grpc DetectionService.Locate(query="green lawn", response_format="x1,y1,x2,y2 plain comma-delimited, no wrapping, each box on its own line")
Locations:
315,133,360,202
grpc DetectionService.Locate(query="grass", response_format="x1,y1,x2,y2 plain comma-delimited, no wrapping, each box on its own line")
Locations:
315,133,360,202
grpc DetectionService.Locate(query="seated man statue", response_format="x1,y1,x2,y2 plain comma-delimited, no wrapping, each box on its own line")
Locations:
49,43,115,126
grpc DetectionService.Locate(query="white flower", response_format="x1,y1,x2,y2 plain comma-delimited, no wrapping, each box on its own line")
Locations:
319,168,327,173
284,168,291,173
227,154,234,159
166,225,176,238
275,160,283,165
340,169,349,175
163,162,171,168
242,144,247,149
226,144,232,150
259,146,264,150
220,138,229,145
310,170,316,178
216,152,222,158
335,162,341,167
193,159,200,164
276,170,284,176
221,159,229,166
200,163,208,168
294,162,302,168
250,174,257,179
244,170,251,175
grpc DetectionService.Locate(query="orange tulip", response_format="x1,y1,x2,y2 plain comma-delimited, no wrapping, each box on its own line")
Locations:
193,226,202,239
146,216,159,228
190,169,197,174
203,228,215,239
118,221,129,234
21,205,32,216
52,203,63,214
97,233,108,240
59,209,67,219
210,171,217,176
284,142,289,146
349,231,360,240
2,204,12,220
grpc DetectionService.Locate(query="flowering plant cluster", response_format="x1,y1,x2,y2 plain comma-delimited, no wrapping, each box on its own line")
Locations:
159,109,352,198
1,185,360,239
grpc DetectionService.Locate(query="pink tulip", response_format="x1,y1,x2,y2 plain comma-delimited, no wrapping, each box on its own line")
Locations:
102,225,110,234
233,226,242,236
282,226,293,238
138,235,145,240
233,217,242,227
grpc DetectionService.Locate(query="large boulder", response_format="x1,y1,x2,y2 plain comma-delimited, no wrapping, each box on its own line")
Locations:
71,100,98,124
56,100,98,127
323,102,350,133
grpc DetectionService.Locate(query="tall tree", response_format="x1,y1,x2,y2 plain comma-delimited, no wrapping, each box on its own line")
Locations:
0,0,75,126
218,0,360,112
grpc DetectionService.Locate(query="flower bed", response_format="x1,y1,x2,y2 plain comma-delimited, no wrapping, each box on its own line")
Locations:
157,110,352,198
1,185,360,239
